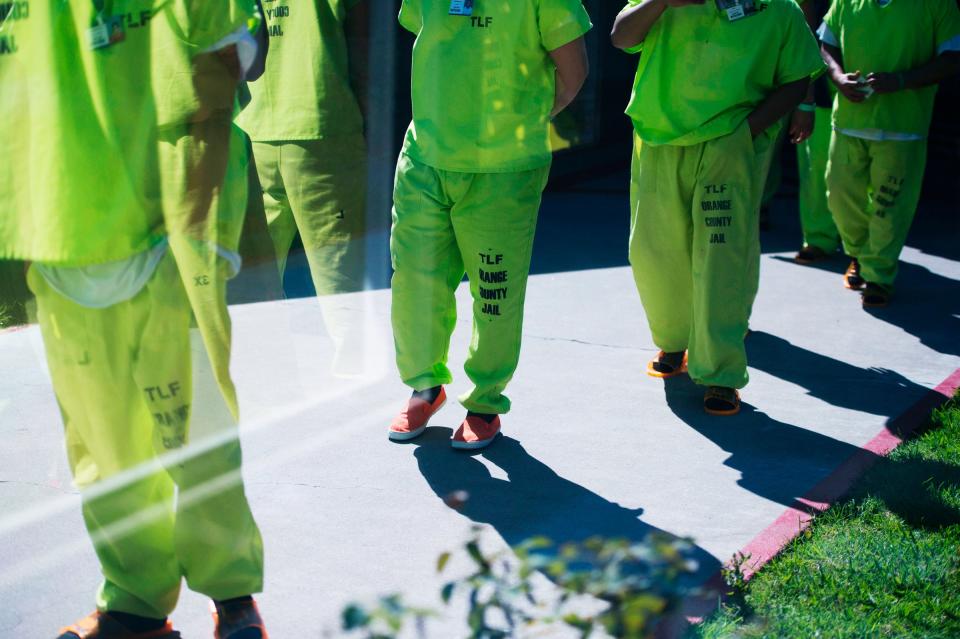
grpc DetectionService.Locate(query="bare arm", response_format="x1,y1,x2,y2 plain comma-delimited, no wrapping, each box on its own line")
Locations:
822,42,866,103
177,47,242,232
610,0,704,51
549,36,589,118
747,77,809,138
788,0,818,144
867,51,960,94
345,0,370,119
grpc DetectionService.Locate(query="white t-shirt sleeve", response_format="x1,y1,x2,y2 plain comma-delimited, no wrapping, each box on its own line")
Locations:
201,26,259,80
817,22,839,47
939,33,960,54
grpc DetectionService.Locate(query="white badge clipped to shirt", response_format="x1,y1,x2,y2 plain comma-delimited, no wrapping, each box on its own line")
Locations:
449,0,474,16
87,15,125,50
715,0,760,21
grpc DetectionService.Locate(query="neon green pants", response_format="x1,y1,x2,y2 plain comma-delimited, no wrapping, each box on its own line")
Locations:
629,120,775,390
252,135,367,295
391,154,549,414
826,133,926,288
29,252,263,620
797,107,839,252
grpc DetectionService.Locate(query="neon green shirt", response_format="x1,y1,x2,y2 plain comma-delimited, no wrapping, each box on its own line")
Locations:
237,0,364,141
398,0,593,173
623,0,825,146
825,0,960,137
0,1,255,266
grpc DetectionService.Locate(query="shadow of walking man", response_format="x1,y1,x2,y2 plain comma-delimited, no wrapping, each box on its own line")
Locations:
745,330,930,418
410,427,720,586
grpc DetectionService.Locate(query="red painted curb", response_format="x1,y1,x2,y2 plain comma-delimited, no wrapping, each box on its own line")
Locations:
685,368,960,624
0,324,29,335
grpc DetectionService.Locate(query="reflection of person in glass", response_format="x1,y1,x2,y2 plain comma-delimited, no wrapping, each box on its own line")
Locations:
388,0,591,450
0,2,268,638
237,0,370,376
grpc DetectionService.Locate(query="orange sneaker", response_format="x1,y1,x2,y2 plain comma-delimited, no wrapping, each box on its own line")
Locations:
389,387,447,441
452,415,502,450
211,598,268,639
57,612,179,638
646,350,687,379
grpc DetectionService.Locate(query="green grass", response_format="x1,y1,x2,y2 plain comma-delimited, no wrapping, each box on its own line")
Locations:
0,299,27,329
691,395,960,639
0,259,30,328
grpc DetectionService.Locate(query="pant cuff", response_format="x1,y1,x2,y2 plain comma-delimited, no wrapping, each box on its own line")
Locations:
403,373,453,392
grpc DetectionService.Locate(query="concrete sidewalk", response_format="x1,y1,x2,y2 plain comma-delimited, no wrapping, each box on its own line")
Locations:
1,187,958,637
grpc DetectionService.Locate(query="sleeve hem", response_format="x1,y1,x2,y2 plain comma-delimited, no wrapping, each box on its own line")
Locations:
542,19,593,52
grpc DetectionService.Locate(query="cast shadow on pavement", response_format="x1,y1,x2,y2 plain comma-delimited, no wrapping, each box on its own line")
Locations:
770,256,960,358
745,331,930,418
862,261,960,358
664,375,865,510
408,428,720,586
664,371,960,532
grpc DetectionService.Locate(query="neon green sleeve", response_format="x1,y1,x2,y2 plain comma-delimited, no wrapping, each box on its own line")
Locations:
931,0,960,50
618,0,647,55
539,0,593,52
176,0,258,51
398,0,422,34
775,1,827,85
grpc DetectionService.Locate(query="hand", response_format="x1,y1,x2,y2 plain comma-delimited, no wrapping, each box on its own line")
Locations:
866,71,902,94
789,108,814,144
833,70,867,103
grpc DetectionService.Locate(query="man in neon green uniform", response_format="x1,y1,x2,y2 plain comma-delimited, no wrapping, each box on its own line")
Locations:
820,0,960,306
793,0,841,264
388,0,592,450
0,2,268,637
612,0,824,415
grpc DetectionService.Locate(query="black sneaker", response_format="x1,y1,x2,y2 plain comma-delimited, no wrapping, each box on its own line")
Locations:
794,245,830,265
862,282,891,308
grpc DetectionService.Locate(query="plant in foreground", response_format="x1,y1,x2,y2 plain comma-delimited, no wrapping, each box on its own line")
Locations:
343,495,702,638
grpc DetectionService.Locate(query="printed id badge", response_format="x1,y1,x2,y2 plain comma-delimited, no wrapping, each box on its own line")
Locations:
87,15,125,50
715,0,760,21
449,0,474,16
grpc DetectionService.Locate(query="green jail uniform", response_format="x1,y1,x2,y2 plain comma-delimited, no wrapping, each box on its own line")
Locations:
793,0,837,251
392,0,591,412
823,0,960,287
826,134,927,287
1,0,264,619
622,0,825,146
798,106,840,251
251,136,367,295
237,0,368,294
824,0,960,137
391,156,549,413
29,254,264,619
629,122,776,389
622,0,823,388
